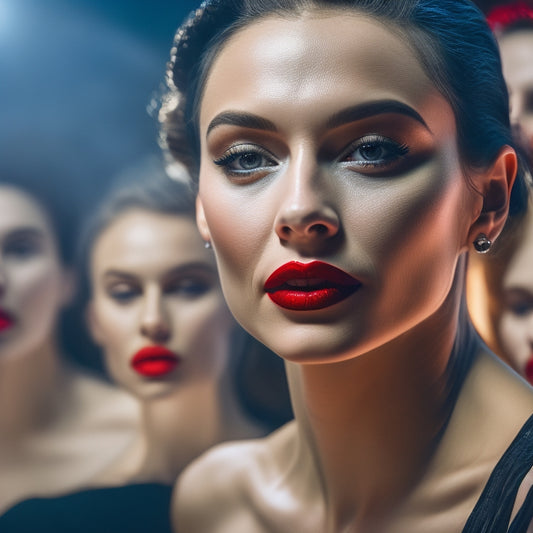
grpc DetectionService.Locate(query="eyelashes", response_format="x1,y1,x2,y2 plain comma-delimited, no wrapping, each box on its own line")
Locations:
211,135,410,180
213,144,278,178
338,135,409,168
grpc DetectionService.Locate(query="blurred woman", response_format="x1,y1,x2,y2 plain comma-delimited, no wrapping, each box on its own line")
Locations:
0,168,138,515
83,159,271,485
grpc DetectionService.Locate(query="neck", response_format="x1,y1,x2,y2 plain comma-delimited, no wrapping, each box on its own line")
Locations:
127,370,259,485
0,338,64,440
286,270,473,530
129,380,221,484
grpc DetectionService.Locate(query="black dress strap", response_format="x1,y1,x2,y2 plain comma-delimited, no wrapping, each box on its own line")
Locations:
462,414,533,533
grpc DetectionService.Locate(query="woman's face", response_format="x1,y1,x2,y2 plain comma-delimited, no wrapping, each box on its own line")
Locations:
0,186,69,362
88,208,233,400
499,211,533,384
196,12,483,363
499,29,533,150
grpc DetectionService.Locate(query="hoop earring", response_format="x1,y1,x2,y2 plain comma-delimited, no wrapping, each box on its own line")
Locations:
204,241,212,250
473,233,492,253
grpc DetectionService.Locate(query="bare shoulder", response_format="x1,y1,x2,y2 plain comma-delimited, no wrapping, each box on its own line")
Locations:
455,349,533,442
173,421,299,533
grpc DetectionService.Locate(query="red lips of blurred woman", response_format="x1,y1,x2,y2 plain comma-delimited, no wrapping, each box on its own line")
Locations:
264,261,361,311
131,346,180,378
0,309,15,332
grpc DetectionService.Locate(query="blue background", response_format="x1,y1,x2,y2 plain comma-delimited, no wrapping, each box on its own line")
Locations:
1,0,199,209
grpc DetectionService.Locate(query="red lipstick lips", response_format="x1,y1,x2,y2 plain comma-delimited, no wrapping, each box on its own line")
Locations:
264,261,361,311
0,309,15,332
131,346,180,378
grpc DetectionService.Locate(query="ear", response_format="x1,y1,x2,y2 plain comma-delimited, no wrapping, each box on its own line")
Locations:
86,300,104,347
467,145,517,247
195,195,211,243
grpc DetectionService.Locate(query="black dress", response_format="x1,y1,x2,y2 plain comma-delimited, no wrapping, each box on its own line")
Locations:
463,414,533,533
0,483,173,533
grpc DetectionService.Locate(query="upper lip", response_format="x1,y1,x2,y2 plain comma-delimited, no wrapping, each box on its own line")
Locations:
131,345,180,363
264,261,360,291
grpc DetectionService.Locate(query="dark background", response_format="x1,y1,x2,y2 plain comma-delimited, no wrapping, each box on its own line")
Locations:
1,0,199,212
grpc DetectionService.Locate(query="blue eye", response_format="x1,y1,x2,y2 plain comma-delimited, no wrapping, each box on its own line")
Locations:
341,135,409,169
213,144,278,177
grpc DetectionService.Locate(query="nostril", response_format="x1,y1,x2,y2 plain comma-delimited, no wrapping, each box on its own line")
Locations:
280,225,292,237
309,223,329,235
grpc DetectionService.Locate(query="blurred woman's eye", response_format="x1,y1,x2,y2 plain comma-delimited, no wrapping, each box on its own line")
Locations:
339,134,409,172
165,278,212,298
106,283,141,304
3,237,43,260
213,144,278,179
504,290,533,317
509,301,533,317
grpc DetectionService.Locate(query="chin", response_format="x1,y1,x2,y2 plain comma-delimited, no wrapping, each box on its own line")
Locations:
128,380,180,402
253,323,368,365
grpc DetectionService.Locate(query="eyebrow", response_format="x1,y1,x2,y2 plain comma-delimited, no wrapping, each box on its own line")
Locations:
326,100,430,131
102,263,216,281
206,112,278,137
102,270,138,282
206,100,430,139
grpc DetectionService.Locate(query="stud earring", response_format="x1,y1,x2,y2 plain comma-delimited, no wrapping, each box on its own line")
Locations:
473,233,492,253
204,241,212,250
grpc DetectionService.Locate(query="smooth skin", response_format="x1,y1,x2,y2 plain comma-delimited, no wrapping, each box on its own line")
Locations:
174,11,533,533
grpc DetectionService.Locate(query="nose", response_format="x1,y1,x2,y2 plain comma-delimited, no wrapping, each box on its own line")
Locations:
139,287,171,343
274,155,340,248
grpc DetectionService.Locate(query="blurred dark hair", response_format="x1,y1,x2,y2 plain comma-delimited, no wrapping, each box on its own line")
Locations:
161,0,528,216
81,156,195,264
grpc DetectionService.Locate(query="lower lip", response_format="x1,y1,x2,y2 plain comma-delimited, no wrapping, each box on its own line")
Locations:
131,348,180,378
525,358,533,385
268,285,359,311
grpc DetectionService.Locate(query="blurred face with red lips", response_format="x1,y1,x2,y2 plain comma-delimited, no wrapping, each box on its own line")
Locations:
196,12,486,363
88,209,234,400
0,186,70,363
